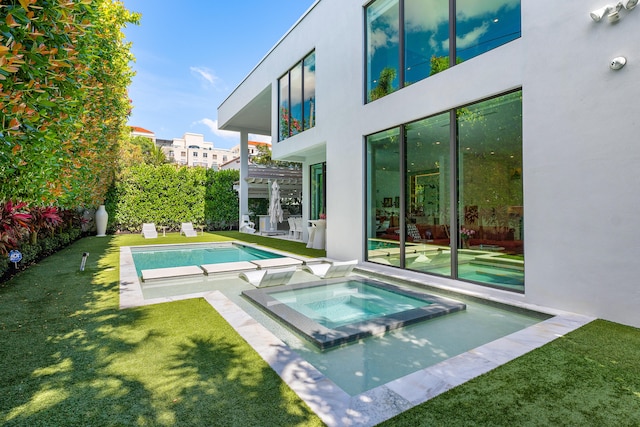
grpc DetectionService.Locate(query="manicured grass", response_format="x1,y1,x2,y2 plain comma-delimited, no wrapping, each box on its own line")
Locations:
0,235,323,426
380,319,640,426
1,233,639,426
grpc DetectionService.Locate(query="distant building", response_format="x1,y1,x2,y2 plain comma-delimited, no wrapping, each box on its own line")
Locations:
165,133,231,169
230,141,271,159
129,128,268,170
130,126,155,142
220,141,273,170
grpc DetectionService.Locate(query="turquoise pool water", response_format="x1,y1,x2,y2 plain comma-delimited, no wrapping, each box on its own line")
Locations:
131,243,280,277
272,281,433,328
244,278,466,350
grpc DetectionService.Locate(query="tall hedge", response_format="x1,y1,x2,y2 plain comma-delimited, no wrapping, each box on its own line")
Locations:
205,169,239,230
0,0,139,207
114,164,206,231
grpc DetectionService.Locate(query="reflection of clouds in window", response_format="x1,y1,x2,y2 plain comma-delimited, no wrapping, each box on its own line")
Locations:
456,0,519,21
303,59,316,95
456,21,489,50
404,0,448,33
367,0,399,55
369,25,399,55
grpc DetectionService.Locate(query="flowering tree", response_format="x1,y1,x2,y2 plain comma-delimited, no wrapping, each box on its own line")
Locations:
0,0,139,207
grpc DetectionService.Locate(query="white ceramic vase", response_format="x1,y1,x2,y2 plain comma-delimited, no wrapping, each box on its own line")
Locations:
96,205,108,237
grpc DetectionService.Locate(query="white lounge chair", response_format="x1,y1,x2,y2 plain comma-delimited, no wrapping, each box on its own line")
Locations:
240,215,256,234
239,267,297,287
141,223,158,239
181,222,198,237
302,259,358,279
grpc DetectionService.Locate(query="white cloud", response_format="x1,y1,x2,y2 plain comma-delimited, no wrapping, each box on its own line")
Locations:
197,118,238,139
190,67,222,89
456,0,519,22
456,22,490,50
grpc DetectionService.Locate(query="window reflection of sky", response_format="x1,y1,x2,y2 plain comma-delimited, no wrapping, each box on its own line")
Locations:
367,0,521,92
456,2,521,61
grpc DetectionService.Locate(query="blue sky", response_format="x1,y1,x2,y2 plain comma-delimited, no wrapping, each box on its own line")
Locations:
122,1,316,148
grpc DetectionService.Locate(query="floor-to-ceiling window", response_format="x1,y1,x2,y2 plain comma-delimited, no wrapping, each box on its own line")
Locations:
457,91,523,290
365,0,521,102
366,128,401,266
365,90,523,292
310,162,326,220
405,112,451,276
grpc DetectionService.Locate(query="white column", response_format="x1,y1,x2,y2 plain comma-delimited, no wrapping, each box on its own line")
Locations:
239,131,249,224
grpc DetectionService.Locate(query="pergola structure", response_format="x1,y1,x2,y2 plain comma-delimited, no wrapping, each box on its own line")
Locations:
234,164,302,199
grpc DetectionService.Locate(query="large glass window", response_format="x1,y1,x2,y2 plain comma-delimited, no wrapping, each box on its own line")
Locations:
290,63,303,137
278,74,289,141
303,53,316,130
404,0,449,85
366,127,401,266
365,0,520,102
456,0,521,62
278,51,316,141
365,90,523,292
457,91,523,290
310,162,326,220
405,112,451,276
366,0,400,102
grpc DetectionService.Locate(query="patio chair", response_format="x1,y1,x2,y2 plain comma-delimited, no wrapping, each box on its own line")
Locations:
288,217,296,238
141,223,158,239
302,259,358,279
239,266,297,288
293,217,304,240
180,222,198,237
240,214,256,234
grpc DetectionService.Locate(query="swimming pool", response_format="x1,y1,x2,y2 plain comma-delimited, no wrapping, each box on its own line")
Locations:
119,246,553,396
243,277,466,350
130,242,281,277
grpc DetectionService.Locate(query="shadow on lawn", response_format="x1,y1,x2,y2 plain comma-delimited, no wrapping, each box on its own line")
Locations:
1,235,322,426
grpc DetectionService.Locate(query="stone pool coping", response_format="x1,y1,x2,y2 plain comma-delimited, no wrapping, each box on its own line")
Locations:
242,276,467,350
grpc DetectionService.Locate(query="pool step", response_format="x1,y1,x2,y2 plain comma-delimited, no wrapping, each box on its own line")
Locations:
201,261,258,275
250,257,304,269
141,265,204,281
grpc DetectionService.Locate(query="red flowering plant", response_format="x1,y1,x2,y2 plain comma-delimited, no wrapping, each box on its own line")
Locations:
0,201,32,255
29,206,63,244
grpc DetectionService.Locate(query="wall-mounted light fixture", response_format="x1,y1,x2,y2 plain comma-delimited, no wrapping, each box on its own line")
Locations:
610,56,627,70
591,1,636,21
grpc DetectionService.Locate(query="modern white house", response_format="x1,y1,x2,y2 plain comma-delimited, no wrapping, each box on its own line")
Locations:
218,0,640,328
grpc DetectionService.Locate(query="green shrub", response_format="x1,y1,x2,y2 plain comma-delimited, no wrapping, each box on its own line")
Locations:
114,164,206,231
205,169,239,230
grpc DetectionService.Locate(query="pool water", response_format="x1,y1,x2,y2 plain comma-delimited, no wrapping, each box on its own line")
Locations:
367,239,401,250
236,275,549,395
286,281,431,328
243,278,466,350
273,281,433,328
131,243,280,277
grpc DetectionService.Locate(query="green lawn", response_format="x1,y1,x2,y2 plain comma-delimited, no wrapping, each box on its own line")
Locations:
1,233,639,426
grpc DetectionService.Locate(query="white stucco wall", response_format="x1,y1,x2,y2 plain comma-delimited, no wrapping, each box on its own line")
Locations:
218,0,640,327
